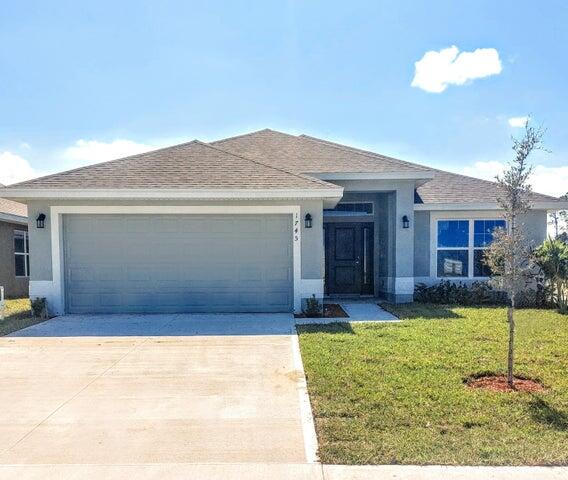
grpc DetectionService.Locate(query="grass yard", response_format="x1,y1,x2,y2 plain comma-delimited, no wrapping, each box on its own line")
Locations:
0,298,44,336
298,304,568,465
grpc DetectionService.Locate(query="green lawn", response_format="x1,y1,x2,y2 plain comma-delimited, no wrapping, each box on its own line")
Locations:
298,305,568,465
0,298,44,336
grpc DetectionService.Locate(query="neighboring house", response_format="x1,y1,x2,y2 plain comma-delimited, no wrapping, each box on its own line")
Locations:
1,129,566,315
0,186,29,298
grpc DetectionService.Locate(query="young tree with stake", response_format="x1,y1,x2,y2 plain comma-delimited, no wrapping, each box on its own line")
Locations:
484,121,545,389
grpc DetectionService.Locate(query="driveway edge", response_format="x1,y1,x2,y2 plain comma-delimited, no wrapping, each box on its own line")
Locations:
290,333,319,464
322,465,568,479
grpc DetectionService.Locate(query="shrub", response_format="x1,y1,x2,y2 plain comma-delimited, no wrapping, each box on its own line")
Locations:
30,297,48,319
415,280,506,306
414,280,552,308
303,294,323,317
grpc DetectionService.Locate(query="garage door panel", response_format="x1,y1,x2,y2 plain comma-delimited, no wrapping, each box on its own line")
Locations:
266,218,290,233
266,266,291,282
66,217,95,234
96,217,125,233
64,214,293,313
100,293,123,307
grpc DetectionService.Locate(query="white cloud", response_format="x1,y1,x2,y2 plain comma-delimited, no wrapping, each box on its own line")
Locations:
461,161,568,197
63,139,156,166
508,116,529,128
411,46,502,93
0,151,39,185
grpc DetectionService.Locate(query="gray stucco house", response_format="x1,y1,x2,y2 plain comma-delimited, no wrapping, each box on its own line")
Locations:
1,129,566,315
0,191,29,298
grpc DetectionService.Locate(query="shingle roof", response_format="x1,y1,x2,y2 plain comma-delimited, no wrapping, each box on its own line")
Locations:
216,129,560,204
214,129,431,174
5,140,334,191
0,183,27,218
290,134,559,204
414,169,557,204
2,129,562,206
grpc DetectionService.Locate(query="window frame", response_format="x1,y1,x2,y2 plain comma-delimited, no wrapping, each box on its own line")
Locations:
323,201,374,217
14,229,30,278
430,212,506,280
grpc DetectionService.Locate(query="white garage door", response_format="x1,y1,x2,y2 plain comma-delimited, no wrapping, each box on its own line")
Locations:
63,214,293,313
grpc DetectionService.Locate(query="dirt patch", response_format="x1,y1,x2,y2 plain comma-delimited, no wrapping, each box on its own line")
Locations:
466,374,546,393
294,303,349,319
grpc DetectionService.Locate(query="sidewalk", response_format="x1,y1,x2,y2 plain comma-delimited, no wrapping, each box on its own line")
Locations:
1,463,566,480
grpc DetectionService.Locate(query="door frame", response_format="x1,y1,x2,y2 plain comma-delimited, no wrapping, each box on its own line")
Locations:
41,205,303,315
324,222,374,295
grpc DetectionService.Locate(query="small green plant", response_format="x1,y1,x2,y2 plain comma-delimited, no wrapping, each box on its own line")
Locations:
303,294,323,317
30,297,48,319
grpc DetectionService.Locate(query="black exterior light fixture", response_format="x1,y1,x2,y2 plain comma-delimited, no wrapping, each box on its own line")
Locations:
402,215,410,229
304,213,313,228
36,213,46,229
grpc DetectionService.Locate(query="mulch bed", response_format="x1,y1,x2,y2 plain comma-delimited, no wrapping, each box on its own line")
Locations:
294,303,349,319
323,303,349,318
466,374,546,393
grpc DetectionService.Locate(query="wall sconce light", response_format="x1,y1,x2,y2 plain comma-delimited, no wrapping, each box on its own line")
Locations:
36,213,46,229
304,213,313,228
402,215,410,229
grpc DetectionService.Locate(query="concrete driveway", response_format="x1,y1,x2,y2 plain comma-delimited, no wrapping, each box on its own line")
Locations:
0,314,314,467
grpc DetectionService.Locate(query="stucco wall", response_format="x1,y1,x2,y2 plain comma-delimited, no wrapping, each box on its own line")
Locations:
323,191,391,297
413,210,431,277
27,198,325,282
0,221,29,298
326,179,416,302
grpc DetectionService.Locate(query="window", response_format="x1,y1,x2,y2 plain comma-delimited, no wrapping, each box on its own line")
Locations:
436,219,505,278
324,202,373,216
436,220,469,277
14,230,29,277
473,220,506,276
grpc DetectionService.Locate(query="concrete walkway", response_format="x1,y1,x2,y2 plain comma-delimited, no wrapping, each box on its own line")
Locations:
340,302,398,321
0,313,314,468
296,301,398,325
0,463,566,479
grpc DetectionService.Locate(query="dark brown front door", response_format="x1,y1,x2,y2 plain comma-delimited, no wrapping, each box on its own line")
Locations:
324,223,374,295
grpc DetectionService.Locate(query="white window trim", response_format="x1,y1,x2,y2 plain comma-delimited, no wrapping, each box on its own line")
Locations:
35,205,308,315
14,229,29,278
430,211,505,280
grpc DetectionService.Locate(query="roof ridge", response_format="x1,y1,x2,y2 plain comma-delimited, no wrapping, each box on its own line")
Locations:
298,134,431,171
211,128,278,145
200,140,336,189
6,139,202,189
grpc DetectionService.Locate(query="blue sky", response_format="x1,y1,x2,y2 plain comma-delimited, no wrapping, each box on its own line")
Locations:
1,0,566,195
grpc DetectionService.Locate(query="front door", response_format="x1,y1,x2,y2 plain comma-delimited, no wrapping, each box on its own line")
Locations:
324,223,374,295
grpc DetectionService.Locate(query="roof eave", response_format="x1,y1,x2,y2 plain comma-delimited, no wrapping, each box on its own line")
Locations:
0,212,28,225
0,187,344,202
414,201,568,211
307,171,435,182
